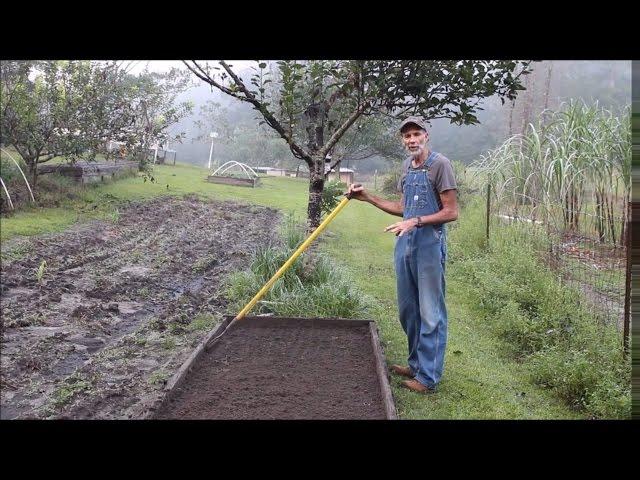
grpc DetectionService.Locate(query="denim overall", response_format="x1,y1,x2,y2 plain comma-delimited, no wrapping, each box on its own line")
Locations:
394,151,448,388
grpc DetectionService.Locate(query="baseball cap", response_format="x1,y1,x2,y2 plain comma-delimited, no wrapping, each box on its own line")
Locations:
399,116,428,133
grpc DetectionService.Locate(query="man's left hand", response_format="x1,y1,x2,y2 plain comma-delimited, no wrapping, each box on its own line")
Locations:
384,218,418,236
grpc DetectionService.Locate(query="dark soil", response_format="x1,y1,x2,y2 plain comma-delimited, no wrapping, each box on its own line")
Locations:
154,317,387,420
0,195,279,419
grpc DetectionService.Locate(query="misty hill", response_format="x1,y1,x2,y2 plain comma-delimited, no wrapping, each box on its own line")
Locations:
168,60,631,173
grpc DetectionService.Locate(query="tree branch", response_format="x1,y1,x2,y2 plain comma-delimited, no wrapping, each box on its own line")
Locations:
344,146,377,161
326,157,342,177
318,103,367,159
182,61,244,101
218,61,312,164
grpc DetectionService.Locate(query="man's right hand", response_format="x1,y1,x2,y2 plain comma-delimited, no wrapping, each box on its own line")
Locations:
347,183,369,201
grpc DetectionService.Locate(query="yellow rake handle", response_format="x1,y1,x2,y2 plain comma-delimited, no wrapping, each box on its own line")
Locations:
234,196,351,321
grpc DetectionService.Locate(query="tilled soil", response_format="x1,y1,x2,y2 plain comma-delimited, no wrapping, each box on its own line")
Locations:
154,318,387,420
0,195,279,419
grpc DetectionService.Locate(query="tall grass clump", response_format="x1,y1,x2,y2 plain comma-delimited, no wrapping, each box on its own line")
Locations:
450,200,630,418
225,213,372,319
473,100,631,246
447,197,490,262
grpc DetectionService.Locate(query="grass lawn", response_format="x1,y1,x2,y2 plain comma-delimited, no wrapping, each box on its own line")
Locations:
0,162,586,419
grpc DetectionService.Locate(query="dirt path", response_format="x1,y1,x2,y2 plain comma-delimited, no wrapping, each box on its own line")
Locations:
0,195,280,419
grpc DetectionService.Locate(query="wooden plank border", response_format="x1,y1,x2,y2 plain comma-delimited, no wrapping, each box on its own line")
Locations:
145,316,232,418
368,321,398,420
148,316,398,419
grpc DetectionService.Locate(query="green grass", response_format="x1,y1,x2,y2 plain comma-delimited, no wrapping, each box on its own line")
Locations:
320,195,585,419
188,313,220,332
2,163,311,241
225,220,370,319
50,375,93,409
95,163,310,213
161,336,178,350
148,370,169,386
0,161,608,419
448,199,630,418
2,207,86,241
0,240,33,262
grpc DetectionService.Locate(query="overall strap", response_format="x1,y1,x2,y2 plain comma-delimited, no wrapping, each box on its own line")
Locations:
425,151,439,169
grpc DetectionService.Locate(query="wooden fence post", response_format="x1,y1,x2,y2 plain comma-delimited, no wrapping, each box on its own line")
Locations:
623,200,633,355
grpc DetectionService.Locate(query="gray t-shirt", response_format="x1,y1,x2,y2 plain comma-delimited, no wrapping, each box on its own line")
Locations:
397,152,457,210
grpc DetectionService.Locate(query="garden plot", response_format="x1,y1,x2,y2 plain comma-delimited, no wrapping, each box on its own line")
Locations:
0,195,279,419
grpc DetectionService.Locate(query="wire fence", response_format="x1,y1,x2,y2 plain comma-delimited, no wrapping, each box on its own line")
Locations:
485,184,630,342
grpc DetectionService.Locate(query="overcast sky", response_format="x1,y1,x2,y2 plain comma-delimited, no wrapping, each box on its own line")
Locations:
127,60,255,75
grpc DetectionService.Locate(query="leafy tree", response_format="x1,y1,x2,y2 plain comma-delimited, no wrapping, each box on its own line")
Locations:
184,60,531,229
2,60,104,186
107,67,193,177
1,61,192,188
328,114,405,171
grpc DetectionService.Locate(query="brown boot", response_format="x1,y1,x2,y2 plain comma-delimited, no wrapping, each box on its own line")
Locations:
400,378,435,394
389,364,413,378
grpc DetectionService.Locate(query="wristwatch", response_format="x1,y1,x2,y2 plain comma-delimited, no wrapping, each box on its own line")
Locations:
415,216,423,228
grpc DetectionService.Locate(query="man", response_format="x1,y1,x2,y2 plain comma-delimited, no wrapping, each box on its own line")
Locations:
348,116,458,393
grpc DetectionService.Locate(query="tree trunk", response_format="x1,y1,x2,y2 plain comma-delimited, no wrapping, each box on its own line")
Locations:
307,156,325,231
607,194,616,245
572,188,580,231
595,190,604,241
564,191,571,230
508,100,516,137
30,161,38,191
543,62,553,110
521,71,536,136
620,198,628,247
542,61,553,126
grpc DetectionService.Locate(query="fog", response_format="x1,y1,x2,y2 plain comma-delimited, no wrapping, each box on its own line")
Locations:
158,60,631,173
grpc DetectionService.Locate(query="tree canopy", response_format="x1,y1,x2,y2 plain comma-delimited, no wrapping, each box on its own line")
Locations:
184,60,531,228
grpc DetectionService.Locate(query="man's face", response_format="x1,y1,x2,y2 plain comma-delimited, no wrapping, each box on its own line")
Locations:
401,126,428,157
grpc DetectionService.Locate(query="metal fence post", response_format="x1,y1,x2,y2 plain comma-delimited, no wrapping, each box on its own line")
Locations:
623,200,632,355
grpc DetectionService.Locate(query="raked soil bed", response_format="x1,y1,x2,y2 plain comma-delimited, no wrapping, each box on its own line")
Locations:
152,316,396,420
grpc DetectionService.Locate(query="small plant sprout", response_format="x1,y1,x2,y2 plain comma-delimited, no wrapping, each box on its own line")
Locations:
36,260,47,284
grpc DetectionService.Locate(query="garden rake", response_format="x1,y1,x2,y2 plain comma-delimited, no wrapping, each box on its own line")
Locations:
205,193,353,348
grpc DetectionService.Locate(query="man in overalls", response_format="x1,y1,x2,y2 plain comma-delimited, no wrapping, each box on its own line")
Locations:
348,116,458,393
